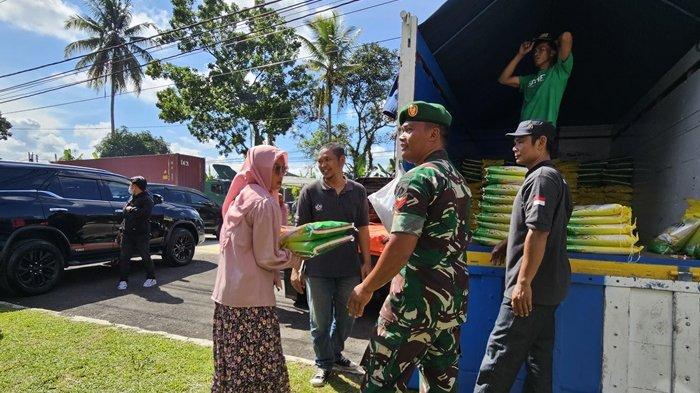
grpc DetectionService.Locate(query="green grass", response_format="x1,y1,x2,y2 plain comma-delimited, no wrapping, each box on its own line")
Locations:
0,306,360,392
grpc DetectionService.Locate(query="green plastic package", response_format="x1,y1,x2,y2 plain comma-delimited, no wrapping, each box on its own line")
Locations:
281,221,356,258
282,221,354,243
682,226,700,258
283,235,355,259
648,220,700,255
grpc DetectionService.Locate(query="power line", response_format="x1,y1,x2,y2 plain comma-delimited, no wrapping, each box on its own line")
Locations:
9,110,365,130
0,0,287,80
0,0,329,97
0,0,386,104
2,32,400,114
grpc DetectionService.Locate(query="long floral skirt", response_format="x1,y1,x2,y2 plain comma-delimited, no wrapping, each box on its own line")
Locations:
211,303,290,393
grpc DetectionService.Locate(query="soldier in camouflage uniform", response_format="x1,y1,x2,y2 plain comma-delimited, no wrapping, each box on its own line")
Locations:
347,101,471,392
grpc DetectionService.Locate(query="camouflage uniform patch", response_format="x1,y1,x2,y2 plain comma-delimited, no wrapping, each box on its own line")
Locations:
362,149,471,392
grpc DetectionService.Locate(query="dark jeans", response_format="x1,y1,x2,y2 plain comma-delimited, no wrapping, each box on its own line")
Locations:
474,298,558,393
119,236,155,282
305,275,361,371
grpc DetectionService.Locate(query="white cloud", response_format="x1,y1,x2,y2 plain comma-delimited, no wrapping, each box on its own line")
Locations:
128,74,173,104
0,0,170,44
0,0,82,42
73,121,111,156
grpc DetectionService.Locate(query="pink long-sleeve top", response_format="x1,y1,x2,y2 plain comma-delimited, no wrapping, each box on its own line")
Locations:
212,188,296,308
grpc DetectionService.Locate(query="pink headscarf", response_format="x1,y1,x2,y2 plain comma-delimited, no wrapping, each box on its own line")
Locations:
219,145,288,248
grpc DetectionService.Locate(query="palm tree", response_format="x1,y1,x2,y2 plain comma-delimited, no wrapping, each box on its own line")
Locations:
298,11,359,140
64,0,154,136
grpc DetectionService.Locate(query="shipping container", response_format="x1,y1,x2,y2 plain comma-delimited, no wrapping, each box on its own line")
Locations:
57,154,205,191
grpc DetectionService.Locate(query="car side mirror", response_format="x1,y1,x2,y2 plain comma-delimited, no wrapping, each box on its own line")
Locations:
152,194,163,205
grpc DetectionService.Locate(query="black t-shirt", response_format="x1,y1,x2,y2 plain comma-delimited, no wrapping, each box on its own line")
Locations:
504,161,573,305
296,179,369,278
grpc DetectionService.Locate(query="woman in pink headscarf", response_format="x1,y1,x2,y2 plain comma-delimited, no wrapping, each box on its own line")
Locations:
211,145,301,393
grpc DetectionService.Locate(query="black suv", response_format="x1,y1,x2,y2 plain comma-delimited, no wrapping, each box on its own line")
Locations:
148,183,223,238
0,161,206,295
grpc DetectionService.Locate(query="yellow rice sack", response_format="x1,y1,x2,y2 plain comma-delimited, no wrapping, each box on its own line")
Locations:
476,213,512,224
684,198,700,220
569,212,632,225
473,236,503,247
474,227,508,240
567,234,639,247
484,166,527,177
484,173,525,185
567,223,636,236
572,204,630,217
567,244,644,255
480,203,513,214
483,184,521,196
483,194,517,205
476,221,510,232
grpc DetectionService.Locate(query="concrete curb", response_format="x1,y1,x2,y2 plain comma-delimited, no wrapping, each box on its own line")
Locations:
0,300,322,367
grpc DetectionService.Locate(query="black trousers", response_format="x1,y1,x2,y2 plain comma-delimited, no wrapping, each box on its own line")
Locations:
119,236,155,282
474,298,558,393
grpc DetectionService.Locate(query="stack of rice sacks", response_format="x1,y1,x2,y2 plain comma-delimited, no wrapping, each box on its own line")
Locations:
553,160,579,200
574,158,634,205
472,165,526,246
460,159,485,231
567,204,643,255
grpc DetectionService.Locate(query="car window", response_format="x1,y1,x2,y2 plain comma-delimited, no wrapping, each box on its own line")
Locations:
168,189,188,204
44,176,63,196
0,167,53,190
189,192,210,205
58,177,101,200
148,186,166,197
104,181,131,202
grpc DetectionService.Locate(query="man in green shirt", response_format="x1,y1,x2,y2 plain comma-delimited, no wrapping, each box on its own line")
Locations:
498,32,574,125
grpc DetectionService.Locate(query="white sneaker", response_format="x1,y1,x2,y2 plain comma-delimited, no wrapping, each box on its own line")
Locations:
117,281,128,290
310,368,331,387
143,278,157,288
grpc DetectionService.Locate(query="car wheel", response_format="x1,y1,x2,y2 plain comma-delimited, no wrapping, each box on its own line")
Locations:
163,228,196,267
214,223,222,240
5,240,64,295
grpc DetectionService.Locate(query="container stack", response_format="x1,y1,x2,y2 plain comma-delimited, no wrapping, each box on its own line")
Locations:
472,166,526,246
567,204,643,255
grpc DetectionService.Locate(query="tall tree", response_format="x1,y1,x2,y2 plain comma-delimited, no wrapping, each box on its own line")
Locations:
148,0,309,157
94,127,171,157
339,44,398,177
298,11,358,140
0,111,12,141
64,0,155,136
296,44,398,178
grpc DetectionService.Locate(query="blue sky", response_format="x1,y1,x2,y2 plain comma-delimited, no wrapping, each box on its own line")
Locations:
0,0,444,174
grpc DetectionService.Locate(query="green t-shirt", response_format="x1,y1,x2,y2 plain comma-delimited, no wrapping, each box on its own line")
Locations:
519,54,573,125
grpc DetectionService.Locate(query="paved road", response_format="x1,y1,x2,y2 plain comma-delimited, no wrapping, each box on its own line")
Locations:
0,239,379,365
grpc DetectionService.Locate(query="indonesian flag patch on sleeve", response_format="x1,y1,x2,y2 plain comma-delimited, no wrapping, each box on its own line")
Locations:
533,195,546,206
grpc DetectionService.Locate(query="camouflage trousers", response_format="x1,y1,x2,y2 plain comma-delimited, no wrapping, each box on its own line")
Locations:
360,318,461,392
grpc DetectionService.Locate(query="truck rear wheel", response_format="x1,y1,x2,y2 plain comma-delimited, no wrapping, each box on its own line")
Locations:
4,240,64,295
163,228,196,267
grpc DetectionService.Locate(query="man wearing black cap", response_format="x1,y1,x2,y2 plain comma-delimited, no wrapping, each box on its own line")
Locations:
475,120,573,392
498,32,573,126
117,176,156,290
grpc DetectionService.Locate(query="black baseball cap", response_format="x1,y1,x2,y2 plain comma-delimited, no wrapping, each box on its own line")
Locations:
506,120,556,138
130,176,147,190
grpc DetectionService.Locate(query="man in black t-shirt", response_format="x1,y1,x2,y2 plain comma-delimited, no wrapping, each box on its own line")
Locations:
475,120,573,393
291,143,372,387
